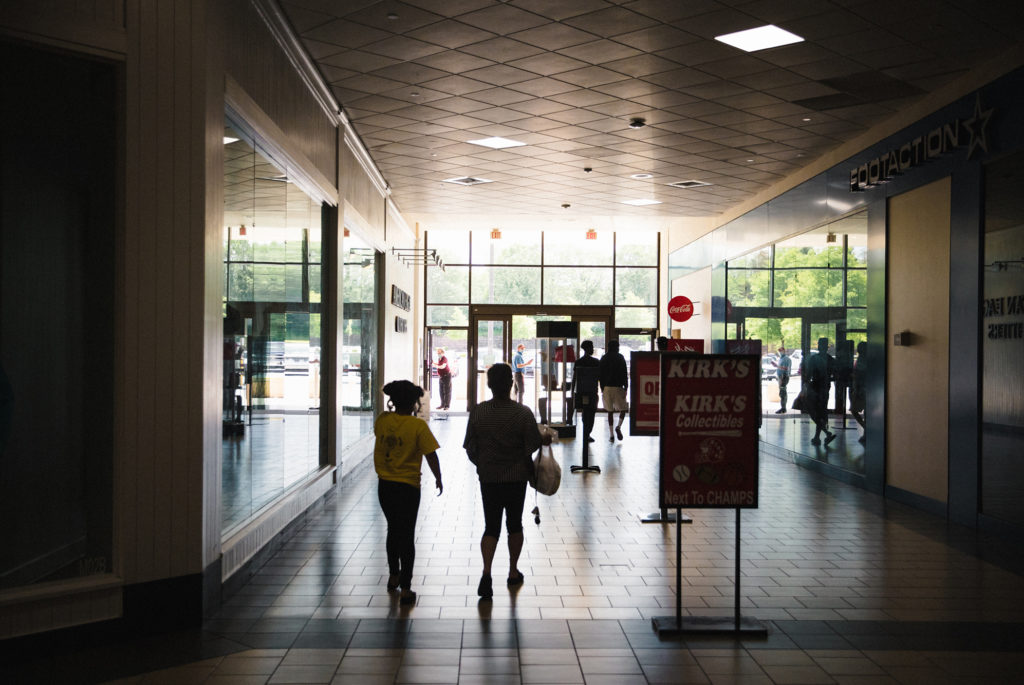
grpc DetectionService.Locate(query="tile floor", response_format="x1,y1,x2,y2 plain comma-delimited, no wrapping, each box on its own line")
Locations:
8,415,1024,684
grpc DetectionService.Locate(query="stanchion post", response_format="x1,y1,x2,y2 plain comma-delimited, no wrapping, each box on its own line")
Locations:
735,507,741,631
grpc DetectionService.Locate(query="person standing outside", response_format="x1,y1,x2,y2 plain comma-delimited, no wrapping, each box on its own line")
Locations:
572,340,601,444
804,337,836,446
599,339,629,442
374,380,443,605
512,343,532,404
434,347,452,410
463,363,549,599
773,346,792,414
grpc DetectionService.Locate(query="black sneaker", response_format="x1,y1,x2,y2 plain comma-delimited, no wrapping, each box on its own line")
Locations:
810,437,821,446
775,408,786,414
824,432,836,446
477,574,493,599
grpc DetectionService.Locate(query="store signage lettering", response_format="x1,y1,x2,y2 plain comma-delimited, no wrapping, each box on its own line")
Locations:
984,293,1024,340
659,354,759,509
849,95,993,192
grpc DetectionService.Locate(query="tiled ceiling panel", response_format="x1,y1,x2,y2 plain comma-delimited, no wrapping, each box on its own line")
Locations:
280,0,1024,217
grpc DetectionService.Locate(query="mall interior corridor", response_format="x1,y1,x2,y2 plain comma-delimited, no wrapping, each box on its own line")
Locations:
5,416,1024,684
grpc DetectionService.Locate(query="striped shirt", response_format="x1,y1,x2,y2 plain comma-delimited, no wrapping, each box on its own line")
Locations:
463,398,543,484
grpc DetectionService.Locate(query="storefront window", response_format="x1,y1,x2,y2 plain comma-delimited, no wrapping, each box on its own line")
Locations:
982,152,1024,528
222,117,324,534
341,232,379,443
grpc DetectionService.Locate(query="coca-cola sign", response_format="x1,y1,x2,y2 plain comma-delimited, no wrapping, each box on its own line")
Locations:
667,295,694,322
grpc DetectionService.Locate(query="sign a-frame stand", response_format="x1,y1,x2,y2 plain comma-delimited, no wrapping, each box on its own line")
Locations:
651,353,767,637
630,350,694,524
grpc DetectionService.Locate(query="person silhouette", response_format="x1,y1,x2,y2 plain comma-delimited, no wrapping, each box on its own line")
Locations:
850,340,867,444
572,340,600,445
803,337,835,447
373,380,443,605
463,363,550,599
599,340,629,442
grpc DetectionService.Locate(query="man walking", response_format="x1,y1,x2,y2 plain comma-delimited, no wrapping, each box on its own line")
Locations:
599,340,629,442
804,337,835,446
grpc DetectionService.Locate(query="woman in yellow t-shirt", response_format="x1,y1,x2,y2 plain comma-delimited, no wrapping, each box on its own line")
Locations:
374,380,443,605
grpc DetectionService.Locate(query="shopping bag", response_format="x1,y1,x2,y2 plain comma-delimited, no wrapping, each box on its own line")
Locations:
532,444,561,496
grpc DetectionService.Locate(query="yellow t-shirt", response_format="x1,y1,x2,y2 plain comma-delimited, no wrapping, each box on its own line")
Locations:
373,412,440,488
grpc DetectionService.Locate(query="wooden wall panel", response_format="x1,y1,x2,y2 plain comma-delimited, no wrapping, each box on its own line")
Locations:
341,140,386,241
886,178,951,503
223,0,335,188
0,0,126,55
120,0,213,583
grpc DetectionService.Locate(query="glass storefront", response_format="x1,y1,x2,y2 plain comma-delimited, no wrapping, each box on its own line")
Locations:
982,151,1024,528
341,231,379,443
726,212,868,474
222,117,325,533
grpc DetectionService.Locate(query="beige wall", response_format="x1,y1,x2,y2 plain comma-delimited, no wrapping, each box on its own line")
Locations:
886,177,951,503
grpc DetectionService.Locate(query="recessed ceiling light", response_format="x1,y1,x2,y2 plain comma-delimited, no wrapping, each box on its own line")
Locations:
621,198,661,206
631,173,654,179
667,180,711,189
467,136,526,149
802,117,811,122
223,136,239,144
443,176,493,186
715,24,804,52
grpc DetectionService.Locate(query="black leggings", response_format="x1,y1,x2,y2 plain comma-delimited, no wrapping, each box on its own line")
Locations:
480,481,528,540
378,479,421,589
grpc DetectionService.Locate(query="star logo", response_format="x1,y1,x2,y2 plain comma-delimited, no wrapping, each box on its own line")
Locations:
962,93,993,160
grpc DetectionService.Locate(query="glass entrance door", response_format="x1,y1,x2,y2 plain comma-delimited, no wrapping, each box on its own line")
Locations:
473,317,509,406
736,310,846,414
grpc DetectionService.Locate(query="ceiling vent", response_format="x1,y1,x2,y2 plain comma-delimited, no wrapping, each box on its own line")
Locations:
667,180,711,189
443,176,493,186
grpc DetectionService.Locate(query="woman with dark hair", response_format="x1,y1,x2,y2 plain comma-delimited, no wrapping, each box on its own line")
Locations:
463,363,549,599
374,380,443,605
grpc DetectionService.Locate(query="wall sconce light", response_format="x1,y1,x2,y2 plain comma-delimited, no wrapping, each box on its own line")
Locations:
490,228,501,239
586,228,597,240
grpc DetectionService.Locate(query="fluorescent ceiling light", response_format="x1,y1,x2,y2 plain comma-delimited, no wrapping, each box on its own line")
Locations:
621,198,661,206
715,24,803,52
223,136,239,144
467,136,526,149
